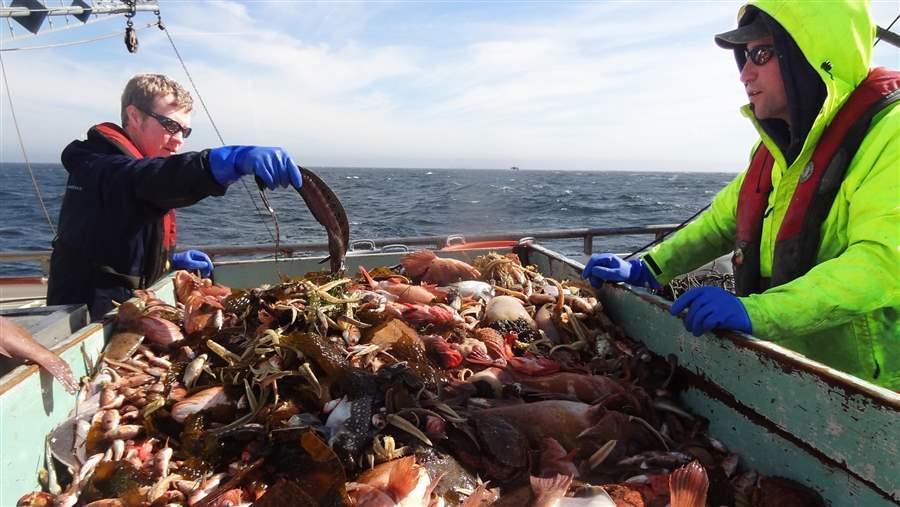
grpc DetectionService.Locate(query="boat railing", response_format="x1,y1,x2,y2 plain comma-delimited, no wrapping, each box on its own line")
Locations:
0,224,679,277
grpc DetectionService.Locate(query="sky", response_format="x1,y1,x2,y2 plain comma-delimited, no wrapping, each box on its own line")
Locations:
0,0,898,172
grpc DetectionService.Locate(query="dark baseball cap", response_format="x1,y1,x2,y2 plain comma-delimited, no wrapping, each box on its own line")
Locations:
715,11,771,49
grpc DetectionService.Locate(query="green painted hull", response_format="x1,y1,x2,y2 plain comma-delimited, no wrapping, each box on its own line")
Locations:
1,244,897,505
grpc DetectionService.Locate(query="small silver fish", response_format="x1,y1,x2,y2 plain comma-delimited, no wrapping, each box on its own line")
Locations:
444,281,495,301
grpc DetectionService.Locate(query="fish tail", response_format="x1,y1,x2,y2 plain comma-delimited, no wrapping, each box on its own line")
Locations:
669,460,709,507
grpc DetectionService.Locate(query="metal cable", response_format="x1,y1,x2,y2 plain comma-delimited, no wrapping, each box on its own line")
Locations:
160,25,281,254
59,0,70,27
888,14,900,31
0,51,57,235
874,15,900,47
624,204,709,260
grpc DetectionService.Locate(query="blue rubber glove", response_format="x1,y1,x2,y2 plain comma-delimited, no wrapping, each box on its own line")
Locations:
670,286,752,336
172,250,214,278
582,253,660,289
207,146,303,190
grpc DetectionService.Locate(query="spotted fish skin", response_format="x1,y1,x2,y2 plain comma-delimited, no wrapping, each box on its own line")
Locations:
331,368,377,467
297,168,350,273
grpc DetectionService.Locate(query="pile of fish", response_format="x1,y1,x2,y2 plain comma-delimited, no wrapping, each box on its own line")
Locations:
18,249,824,507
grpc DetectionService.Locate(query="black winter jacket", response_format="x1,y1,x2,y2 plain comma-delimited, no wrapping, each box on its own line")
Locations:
47,124,226,320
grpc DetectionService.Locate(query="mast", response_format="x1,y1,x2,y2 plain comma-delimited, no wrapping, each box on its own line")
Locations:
0,0,159,35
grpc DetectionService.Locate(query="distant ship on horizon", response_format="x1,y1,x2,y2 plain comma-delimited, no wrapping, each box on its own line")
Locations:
510,166,520,171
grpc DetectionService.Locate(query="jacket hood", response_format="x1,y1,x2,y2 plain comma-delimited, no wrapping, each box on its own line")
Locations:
733,0,876,164
747,0,874,89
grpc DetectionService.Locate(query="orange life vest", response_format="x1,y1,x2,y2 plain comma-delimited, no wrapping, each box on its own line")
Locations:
93,122,177,286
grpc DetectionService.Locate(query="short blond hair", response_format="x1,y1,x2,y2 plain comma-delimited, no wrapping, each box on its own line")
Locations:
120,74,193,127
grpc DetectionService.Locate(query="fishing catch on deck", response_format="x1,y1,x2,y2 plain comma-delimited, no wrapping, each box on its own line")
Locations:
18,250,824,507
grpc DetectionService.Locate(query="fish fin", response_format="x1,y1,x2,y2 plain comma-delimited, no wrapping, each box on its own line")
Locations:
359,265,378,289
386,456,421,500
530,474,573,502
585,403,609,425
460,480,491,507
424,471,446,503
669,460,709,507
422,283,448,298
346,482,395,506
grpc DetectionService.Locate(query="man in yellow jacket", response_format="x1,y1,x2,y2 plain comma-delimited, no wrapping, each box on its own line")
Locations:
583,0,899,390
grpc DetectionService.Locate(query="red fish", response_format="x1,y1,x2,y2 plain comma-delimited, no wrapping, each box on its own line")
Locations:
401,250,481,285
478,400,600,450
453,337,497,366
513,371,629,404
508,354,560,376
359,266,445,305
421,335,463,369
171,386,231,423
539,438,579,478
474,328,515,361
346,456,435,507
183,293,224,336
400,303,462,327
141,315,184,346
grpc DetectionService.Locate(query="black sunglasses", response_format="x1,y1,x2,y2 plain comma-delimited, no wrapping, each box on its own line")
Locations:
137,107,192,138
744,45,777,67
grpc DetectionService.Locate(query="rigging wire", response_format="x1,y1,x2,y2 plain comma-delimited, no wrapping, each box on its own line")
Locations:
873,14,900,47
159,22,282,259
0,51,57,235
623,204,708,261
59,0,70,28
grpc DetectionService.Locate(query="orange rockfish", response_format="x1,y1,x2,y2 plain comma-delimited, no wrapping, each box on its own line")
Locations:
346,456,436,506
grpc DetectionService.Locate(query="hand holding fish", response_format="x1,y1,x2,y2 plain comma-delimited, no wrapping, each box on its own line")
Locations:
207,145,303,189
0,316,78,394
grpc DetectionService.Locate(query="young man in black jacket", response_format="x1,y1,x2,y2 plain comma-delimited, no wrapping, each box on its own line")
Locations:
48,73,302,320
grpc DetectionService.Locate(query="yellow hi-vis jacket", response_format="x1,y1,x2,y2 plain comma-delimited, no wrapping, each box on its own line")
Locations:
644,0,900,390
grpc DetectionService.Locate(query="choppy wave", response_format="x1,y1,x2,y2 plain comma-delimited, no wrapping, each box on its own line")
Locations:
0,164,734,276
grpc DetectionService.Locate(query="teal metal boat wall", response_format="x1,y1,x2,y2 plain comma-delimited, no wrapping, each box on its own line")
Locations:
1,244,898,505
0,282,178,506
0,320,104,504
519,243,900,506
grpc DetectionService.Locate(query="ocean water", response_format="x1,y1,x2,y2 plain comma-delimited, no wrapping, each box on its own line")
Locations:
0,163,735,276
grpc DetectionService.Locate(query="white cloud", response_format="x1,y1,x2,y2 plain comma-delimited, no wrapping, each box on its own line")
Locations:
1,0,896,171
